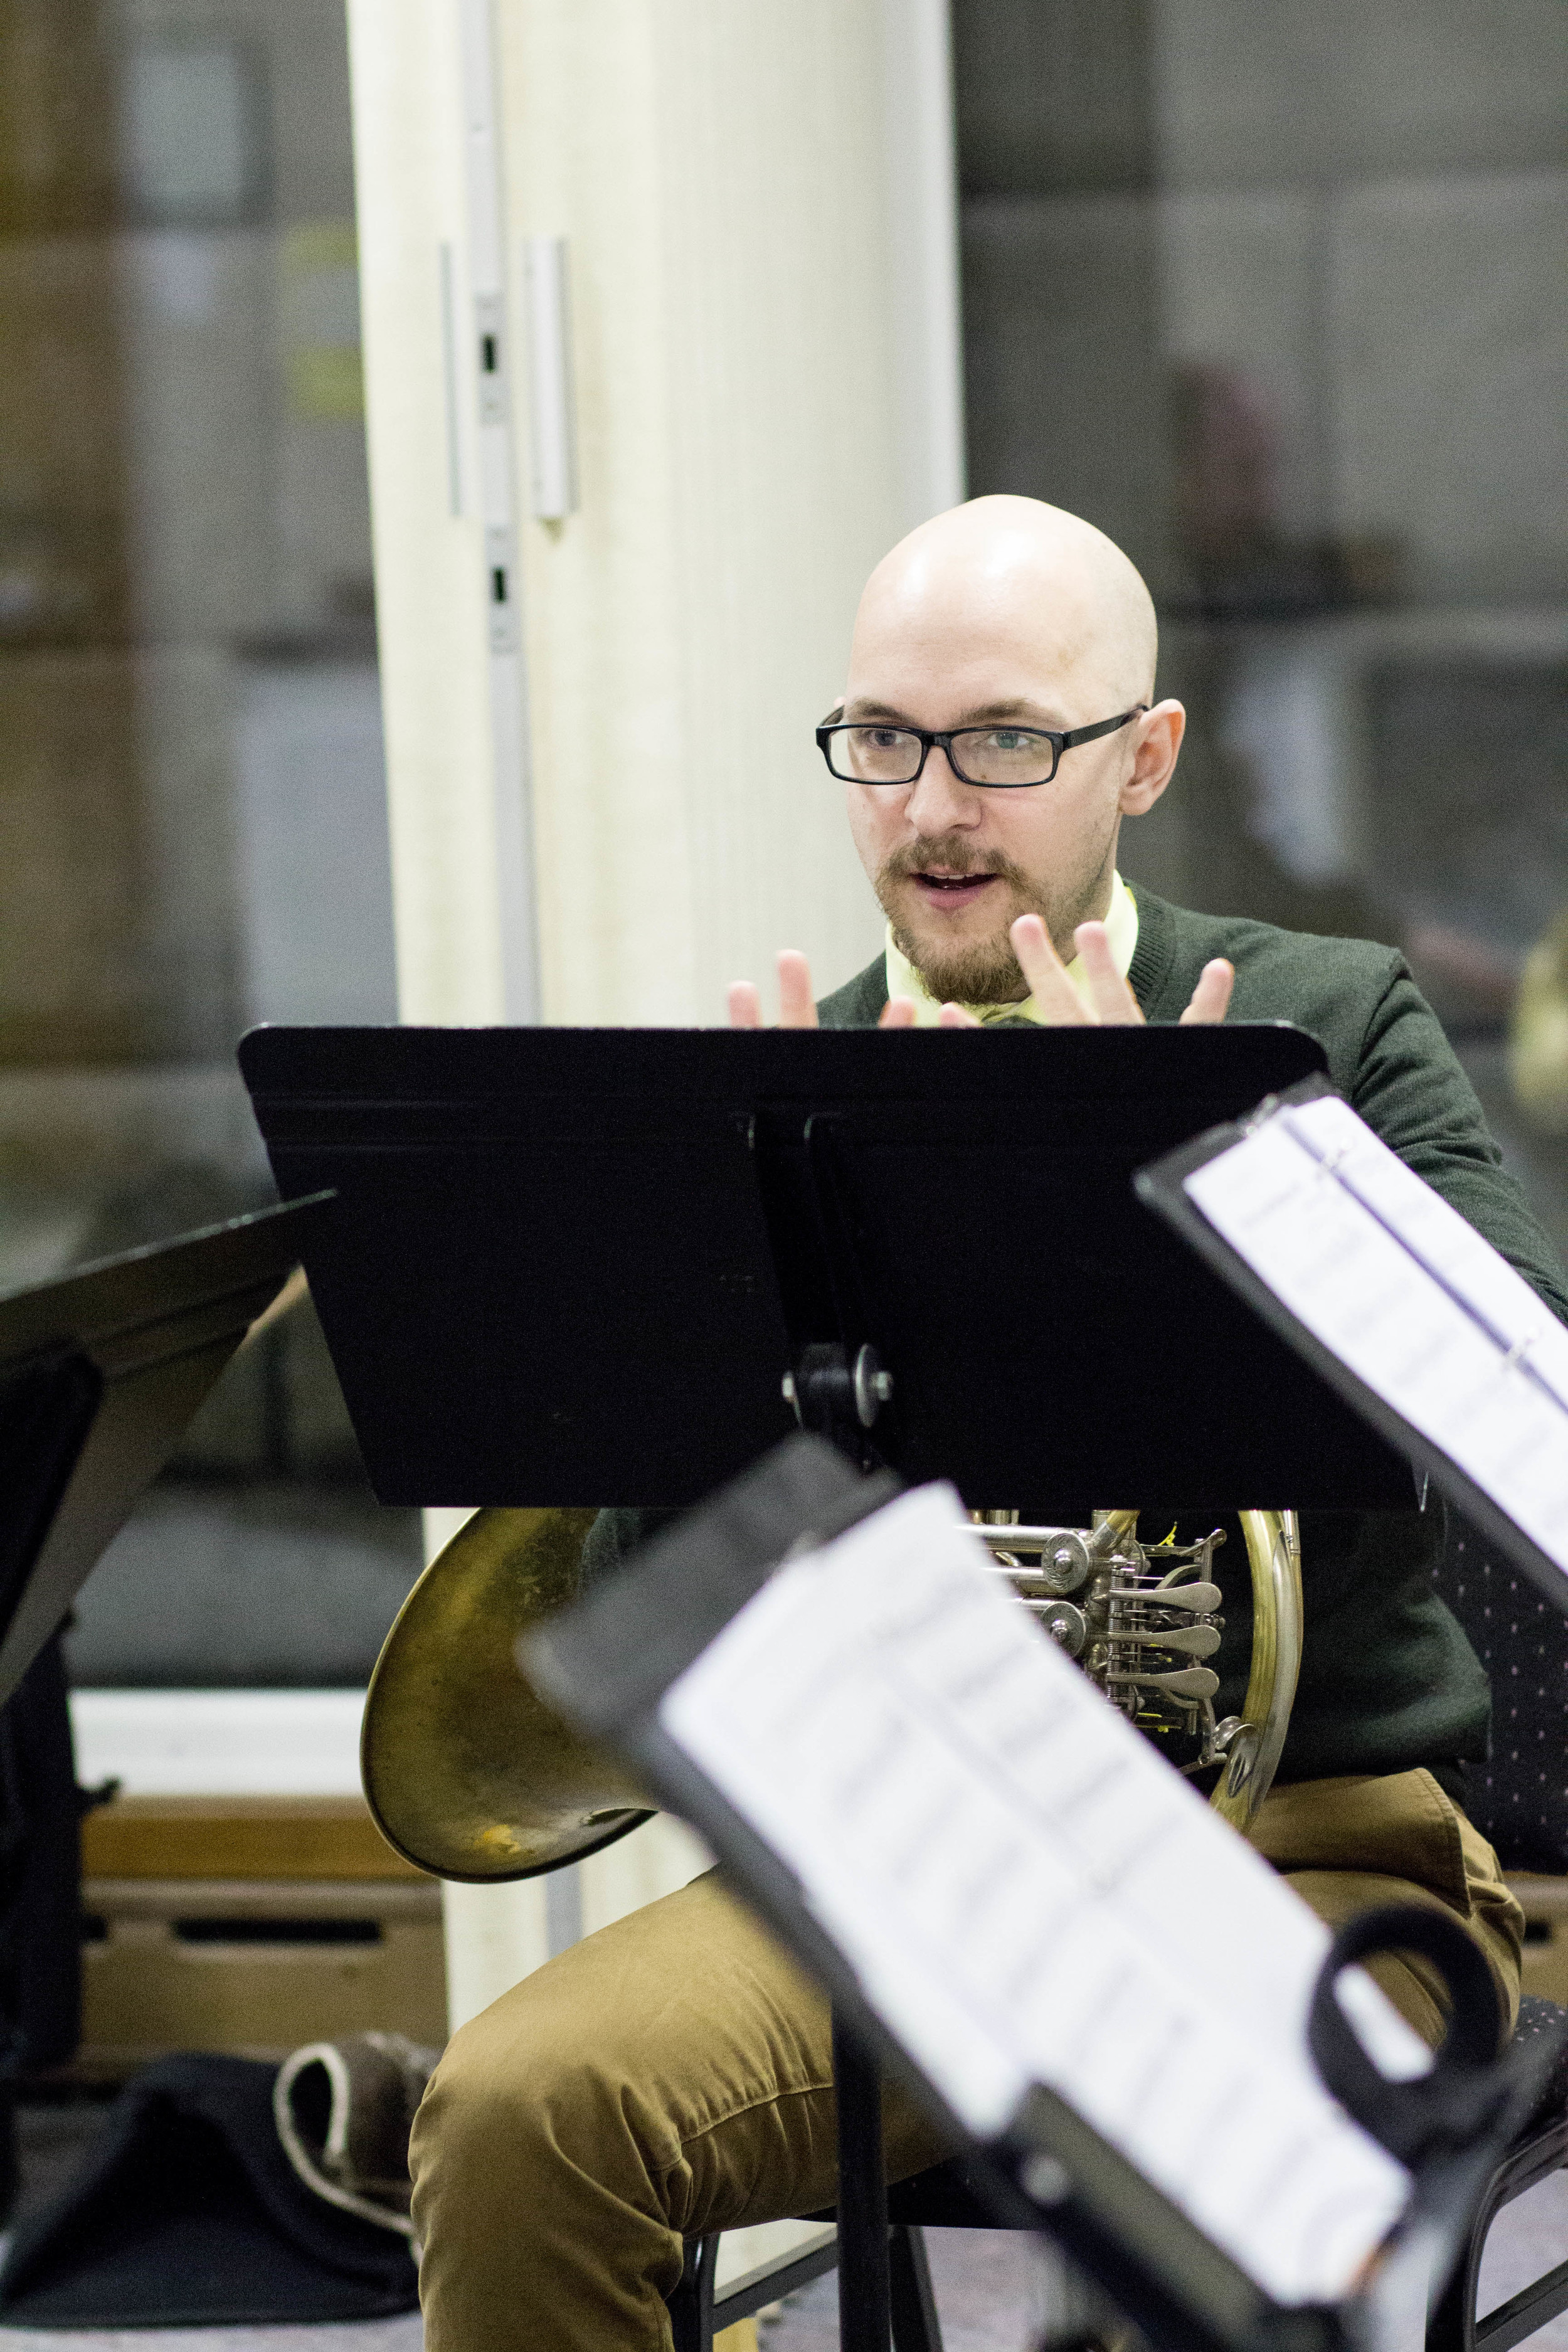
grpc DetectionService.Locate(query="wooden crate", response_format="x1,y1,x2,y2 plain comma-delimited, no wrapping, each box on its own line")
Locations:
75,1796,445,2072
82,1793,428,1883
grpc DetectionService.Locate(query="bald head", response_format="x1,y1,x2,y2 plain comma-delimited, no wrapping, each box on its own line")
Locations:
849,495,1157,715
837,496,1182,1002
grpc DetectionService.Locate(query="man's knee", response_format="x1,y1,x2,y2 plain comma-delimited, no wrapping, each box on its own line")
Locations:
413,1956,659,2225
412,1981,546,2211
409,1936,702,2346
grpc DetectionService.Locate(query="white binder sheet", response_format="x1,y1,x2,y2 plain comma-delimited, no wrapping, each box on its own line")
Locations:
1180,1094,1568,1577
659,1482,1414,2311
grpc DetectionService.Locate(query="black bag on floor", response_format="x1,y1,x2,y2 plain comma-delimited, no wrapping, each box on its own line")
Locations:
0,1629,89,2221
0,2052,420,2327
0,1631,84,2082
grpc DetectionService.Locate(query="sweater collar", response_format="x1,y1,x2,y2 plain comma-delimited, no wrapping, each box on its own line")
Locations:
1125,886,1175,1014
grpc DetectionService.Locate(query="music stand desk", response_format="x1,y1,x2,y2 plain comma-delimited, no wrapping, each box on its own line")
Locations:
0,1195,328,1707
238,1022,1412,1517
1138,1073,1568,1612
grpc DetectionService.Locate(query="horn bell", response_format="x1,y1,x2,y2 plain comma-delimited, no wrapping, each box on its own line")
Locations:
361,1505,654,1882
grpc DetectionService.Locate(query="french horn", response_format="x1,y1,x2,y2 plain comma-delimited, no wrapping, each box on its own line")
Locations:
360,1498,1301,1880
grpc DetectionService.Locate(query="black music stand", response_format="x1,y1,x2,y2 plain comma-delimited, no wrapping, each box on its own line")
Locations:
1136,1073,1568,1610
236,1023,1429,2348
0,1195,327,1708
237,1020,1412,1517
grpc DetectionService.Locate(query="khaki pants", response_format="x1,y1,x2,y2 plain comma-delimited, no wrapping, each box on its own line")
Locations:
410,1769,1523,2352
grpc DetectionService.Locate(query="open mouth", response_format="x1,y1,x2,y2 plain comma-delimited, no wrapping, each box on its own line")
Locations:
911,871,1000,906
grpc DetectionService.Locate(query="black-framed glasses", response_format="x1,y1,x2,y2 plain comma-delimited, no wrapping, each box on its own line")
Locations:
815,705,1147,788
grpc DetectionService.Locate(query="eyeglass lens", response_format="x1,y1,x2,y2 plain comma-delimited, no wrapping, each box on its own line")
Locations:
830,726,1056,787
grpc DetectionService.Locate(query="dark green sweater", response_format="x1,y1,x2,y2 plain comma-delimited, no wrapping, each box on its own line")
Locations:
589,888,1568,1789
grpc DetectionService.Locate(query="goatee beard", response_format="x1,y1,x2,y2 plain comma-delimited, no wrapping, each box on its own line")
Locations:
889,921,1029,1005
874,835,1052,1005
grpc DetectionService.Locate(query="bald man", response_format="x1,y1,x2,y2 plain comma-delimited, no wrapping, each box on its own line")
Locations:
410,500,1565,2352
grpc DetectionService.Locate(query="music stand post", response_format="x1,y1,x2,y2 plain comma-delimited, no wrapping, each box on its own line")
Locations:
832,2010,892,2352
238,1022,1419,2349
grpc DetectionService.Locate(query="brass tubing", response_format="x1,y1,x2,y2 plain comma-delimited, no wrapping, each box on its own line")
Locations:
1208,1510,1302,1830
360,1506,652,1883
364,1496,1304,1883
963,1525,1122,1549
1087,1508,1140,1559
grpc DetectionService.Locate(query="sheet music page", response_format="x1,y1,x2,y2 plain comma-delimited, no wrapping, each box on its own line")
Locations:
1182,1108,1568,1576
660,1484,1412,2309
1279,1095,1568,1414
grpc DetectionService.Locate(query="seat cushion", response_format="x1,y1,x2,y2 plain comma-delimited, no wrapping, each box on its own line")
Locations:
1434,1527,1568,1876
1513,1995,1568,2131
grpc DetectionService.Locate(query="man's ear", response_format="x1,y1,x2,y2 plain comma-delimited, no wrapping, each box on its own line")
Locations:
1120,699,1184,816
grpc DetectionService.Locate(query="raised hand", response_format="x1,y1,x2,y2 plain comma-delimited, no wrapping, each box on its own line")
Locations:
729,952,916,1029
728,950,815,1029
935,916,1232,1029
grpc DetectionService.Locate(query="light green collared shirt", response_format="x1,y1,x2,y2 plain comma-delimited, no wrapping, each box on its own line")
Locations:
883,871,1140,1024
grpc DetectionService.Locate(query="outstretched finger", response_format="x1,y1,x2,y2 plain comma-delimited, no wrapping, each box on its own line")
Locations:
776,950,818,1029
1009,915,1089,1024
728,981,762,1029
1179,958,1235,1025
879,995,918,1029
937,1002,982,1029
1074,922,1144,1025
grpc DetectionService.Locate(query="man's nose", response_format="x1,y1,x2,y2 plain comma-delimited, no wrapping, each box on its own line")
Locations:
905,744,981,832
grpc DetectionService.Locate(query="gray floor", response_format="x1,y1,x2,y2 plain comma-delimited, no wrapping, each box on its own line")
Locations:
0,2224,425,2352
761,2228,1047,2349
0,2331,421,2349
1475,2171,1568,2352
761,2179,1568,2351
0,2094,1564,2351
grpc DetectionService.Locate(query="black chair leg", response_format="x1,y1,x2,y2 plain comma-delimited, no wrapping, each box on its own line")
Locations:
834,2003,893,2351
890,2223,945,2352
1426,2156,1511,2352
0,2082,17,2226
1427,2249,1475,2352
669,2232,719,2352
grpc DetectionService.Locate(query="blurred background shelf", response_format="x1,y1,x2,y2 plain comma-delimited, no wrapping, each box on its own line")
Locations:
62,1703,444,2078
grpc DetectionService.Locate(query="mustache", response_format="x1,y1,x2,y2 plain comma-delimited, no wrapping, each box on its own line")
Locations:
878,835,1031,889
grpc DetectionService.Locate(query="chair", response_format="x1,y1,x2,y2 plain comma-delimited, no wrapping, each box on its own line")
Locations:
1425,1519,1568,2352
669,1514,1568,2351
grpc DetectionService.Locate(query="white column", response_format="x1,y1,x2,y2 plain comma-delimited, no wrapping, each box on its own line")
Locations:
344,0,534,1028
499,0,965,1026
882,0,968,534
345,0,963,2033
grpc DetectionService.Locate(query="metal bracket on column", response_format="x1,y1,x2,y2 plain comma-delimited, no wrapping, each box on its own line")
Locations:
456,0,539,1023
474,289,507,424
523,235,578,521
